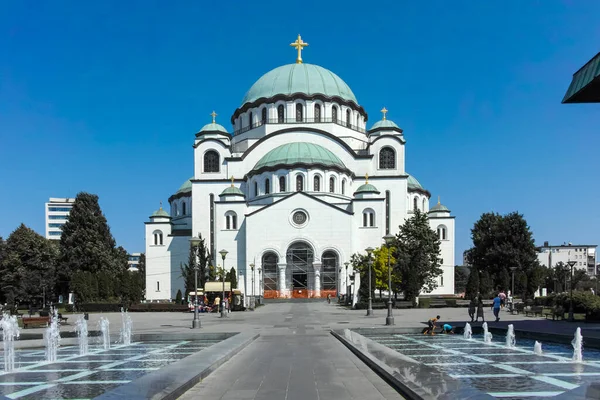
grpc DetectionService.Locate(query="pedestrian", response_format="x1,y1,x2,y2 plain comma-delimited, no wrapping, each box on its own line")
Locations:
423,315,440,335
214,296,220,313
492,294,502,322
327,294,331,304
468,298,476,322
499,291,506,309
476,298,485,322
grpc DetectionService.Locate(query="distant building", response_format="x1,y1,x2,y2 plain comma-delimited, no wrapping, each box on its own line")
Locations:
128,253,141,272
45,198,75,240
536,242,597,276
562,51,600,103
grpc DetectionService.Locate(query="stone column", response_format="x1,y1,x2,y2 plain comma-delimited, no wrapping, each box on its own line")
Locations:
313,262,322,298
277,263,287,298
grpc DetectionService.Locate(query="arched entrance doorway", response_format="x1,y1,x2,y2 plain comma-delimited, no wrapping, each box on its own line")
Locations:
322,251,338,298
261,252,278,299
286,242,313,298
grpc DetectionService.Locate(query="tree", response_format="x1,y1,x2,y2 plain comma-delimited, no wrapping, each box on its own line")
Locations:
455,266,469,294
393,209,442,302
175,289,183,304
372,246,397,299
0,224,58,306
229,267,238,289
467,212,541,299
138,252,146,276
465,267,479,300
351,252,370,303
59,192,122,295
180,262,195,297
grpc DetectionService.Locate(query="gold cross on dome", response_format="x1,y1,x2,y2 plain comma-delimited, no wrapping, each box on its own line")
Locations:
380,107,388,120
438,196,441,204
210,111,217,123
290,34,309,64
365,173,369,184
230,175,234,187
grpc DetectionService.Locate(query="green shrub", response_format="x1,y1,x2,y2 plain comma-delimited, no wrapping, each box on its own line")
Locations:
75,303,123,312
419,298,431,308
175,289,183,304
129,303,189,312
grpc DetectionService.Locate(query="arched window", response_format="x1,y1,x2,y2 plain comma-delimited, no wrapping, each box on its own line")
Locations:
440,275,444,286
153,230,163,245
346,109,351,127
314,104,321,122
277,105,284,123
262,252,278,294
248,112,253,129
313,175,321,191
329,177,335,193
172,203,178,216
379,147,396,169
321,250,338,292
437,225,447,240
265,178,270,195
413,197,418,211
341,179,346,195
182,201,187,215
362,209,375,227
279,176,286,192
296,175,304,192
225,211,238,230
332,106,338,123
254,181,259,197
296,103,303,122
356,114,360,127
422,198,426,211
261,108,267,124
204,150,220,173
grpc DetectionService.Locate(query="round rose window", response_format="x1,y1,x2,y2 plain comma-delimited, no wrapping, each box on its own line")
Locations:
292,211,307,225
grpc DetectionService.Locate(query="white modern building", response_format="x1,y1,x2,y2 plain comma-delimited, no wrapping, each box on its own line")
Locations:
537,242,597,276
45,198,75,240
128,253,141,272
144,36,456,301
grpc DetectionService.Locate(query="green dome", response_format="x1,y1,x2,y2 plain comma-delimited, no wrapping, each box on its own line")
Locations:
407,174,424,191
242,64,358,106
199,122,228,134
220,186,245,196
370,119,400,131
354,183,380,195
430,202,450,213
254,142,347,171
151,207,170,218
176,178,193,194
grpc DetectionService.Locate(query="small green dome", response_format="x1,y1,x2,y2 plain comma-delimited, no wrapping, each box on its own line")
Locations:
199,122,228,134
220,186,245,197
407,174,424,191
370,119,400,131
254,142,347,171
176,178,193,194
151,207,170,218
430,202,450,213
242,64,358,106
354,183,380,195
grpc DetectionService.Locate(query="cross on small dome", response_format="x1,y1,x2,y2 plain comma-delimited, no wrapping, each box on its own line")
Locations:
290,34,309,64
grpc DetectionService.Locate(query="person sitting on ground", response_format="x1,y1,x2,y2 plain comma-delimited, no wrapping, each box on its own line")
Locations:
441,324,454,334
423,315,440,335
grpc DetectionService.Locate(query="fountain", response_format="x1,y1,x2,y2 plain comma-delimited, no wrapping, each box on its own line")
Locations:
463,322,472,340
506,324,516,348
482,322,492,344
120,308,133,345
45,308,61,362
572,327,583,362
534,341,543,355
99,317,110,350
75,315,89,355
1,312,20,372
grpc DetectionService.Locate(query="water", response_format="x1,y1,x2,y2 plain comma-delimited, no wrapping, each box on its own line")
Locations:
506,324,516,348
1,312,20,372
120,308,133,345
482,322,492,344
99,317,110,350
463,322,472,340
572,327,583,362
45,308,61,362
74,315,89,355
533,341,542,355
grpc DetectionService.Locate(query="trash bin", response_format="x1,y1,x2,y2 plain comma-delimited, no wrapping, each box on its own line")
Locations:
84,313,89,320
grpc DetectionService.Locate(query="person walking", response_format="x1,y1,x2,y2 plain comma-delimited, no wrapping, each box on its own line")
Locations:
492,294,502,322
475,298,485,322
327,294,331,304
468,298,476,322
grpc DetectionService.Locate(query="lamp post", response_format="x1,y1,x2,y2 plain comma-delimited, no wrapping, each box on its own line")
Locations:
365,247,374,317
567,260,577,321
250,263,255,310
219,249,228,318
344,262,350,305
189,238,202,329
510,267,517,297
383,234,395,326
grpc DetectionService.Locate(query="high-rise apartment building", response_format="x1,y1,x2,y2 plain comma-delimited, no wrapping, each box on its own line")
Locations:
537,242,597,276
45,198,75,240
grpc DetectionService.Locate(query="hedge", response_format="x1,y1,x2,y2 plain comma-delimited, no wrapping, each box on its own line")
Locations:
67,303,123,312
533,292,600,313
129,303,189,312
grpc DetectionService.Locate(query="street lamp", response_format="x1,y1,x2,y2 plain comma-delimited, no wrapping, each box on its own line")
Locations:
567,260,577,321
344,262,350,305
383,234,395,326
250,263,255,310
365,247,374,317
219,249,228,318
510,267,517,297
189,238,201,329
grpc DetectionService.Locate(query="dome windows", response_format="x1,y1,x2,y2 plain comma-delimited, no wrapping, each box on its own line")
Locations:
279,176,286,192
313,175,321,191
379,147,396,169
332,106,338,123
248,112,253,129
413,197,418,211
277,105,285,123
346,109,351,128
204,150,220,173
261,108,267,124
296,175,304,192
296,103,303,122
172,203,178,216
341,179,346,195
314,104,321,122
329,177,335,193
265,178,271,195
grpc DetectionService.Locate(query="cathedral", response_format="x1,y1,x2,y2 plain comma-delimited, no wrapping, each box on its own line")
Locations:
145,35,455,302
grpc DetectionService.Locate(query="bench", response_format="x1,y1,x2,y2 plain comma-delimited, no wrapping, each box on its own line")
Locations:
525,306,543,317
22,316,50,328
544,307,564,321
58,313,68,324
511,303,525,314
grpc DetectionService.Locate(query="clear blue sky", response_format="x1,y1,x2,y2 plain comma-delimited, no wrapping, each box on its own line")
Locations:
1,1,599,265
